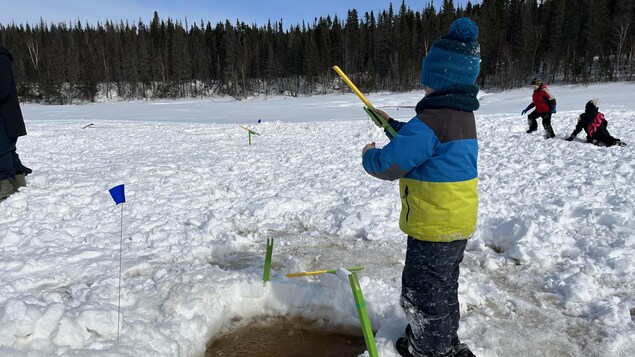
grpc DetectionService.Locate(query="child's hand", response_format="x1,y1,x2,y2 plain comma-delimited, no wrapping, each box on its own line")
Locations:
362,142,376,156
373,109,390,120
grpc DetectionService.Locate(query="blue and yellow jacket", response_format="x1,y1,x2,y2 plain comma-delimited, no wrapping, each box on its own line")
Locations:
362,103,478,242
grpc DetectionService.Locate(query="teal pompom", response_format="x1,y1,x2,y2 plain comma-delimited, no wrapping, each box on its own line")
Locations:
448,18,478,42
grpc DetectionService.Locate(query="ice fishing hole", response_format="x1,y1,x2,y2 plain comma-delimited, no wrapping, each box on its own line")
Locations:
206,316,367,357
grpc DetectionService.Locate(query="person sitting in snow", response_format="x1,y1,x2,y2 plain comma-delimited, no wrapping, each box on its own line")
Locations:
521,78,556,138
361,18,479,357
565,99,626,147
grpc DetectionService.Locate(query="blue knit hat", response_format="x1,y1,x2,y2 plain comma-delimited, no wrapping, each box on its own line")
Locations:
420,18,481,91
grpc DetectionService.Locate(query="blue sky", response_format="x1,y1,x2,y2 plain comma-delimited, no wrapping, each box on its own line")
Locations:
1,1,479,28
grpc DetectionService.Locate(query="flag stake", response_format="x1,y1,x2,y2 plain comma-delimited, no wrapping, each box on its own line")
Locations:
263,238,274,284
116,203,123,344
108,184,126,345
239,125,260,145
348,272,378,357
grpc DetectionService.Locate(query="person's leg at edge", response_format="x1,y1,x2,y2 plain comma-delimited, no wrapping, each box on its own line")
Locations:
0,129,16,181
0,126,18,199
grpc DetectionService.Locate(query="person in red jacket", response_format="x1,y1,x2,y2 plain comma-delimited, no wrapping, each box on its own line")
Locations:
521,78,556,138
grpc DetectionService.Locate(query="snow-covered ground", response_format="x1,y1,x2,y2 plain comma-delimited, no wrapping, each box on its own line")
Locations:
1,83,634,357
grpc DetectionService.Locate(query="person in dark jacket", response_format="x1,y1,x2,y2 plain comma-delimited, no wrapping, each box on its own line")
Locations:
521,78,556,138
362,18,478,357
0,45,32,201
565,99,626,147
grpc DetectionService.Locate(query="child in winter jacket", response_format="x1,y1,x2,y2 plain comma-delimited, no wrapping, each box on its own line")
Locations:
521,78,556,138
565,99,626,147
361,18,479,357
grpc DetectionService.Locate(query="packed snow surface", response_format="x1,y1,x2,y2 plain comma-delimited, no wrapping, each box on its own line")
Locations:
1,83,635,356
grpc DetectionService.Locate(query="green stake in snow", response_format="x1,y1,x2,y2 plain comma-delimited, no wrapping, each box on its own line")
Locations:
239,125,260,145
346,270,378,357
263,238,274,285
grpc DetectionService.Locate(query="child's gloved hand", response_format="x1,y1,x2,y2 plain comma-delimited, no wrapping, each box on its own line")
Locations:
521,104,532,115
366,108,391,128
551,106,557,113
362,142,376,156
373,108,390,120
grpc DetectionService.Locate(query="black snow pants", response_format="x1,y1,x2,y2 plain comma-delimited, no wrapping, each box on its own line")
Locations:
527,110,555,138
587,122,623,147
401,236,467,357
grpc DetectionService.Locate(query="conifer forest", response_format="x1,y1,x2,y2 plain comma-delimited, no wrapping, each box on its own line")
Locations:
1,0,634,103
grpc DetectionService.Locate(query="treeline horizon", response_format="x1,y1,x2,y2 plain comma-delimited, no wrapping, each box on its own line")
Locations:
1,0,634,103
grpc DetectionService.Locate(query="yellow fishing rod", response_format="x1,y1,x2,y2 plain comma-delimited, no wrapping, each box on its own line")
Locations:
285,266,364,278
332,66,397,139
239,125,260,145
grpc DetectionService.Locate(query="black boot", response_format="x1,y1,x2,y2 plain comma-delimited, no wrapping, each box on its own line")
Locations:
396,337,414,357
541,114,555,138
396,334,456,357
611,139,627,147
543,124,555,139
405,324,476,357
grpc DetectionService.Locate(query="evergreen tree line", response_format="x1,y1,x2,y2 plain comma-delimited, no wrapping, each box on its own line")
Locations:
0,0,634,103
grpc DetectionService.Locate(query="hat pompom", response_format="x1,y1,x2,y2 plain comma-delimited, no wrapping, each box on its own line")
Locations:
420,17,480,90
586,98,600,112
448,18,478,42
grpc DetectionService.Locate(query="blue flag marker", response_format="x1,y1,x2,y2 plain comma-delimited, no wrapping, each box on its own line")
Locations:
109,184,126,205
109,183,127,343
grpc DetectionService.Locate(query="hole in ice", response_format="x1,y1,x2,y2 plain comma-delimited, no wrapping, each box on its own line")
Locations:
207,253,257,271
206,316,367,357
207,252,282,271
631,308,635,322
